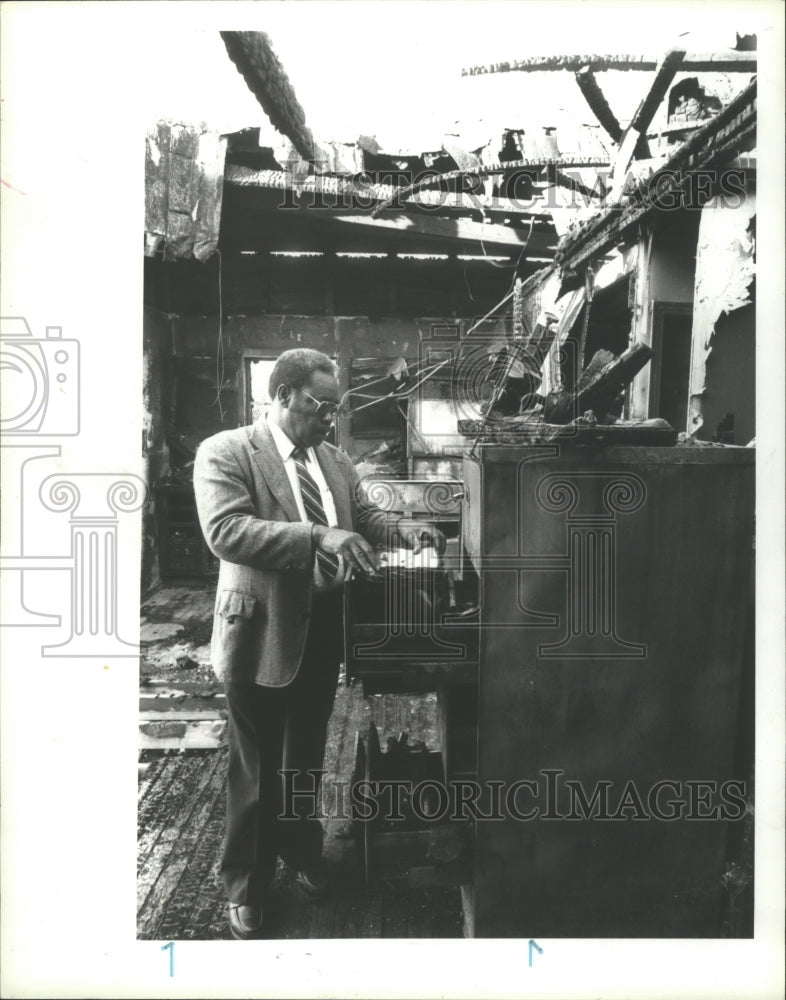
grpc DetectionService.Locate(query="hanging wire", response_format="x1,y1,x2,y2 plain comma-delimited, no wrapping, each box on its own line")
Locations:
338,283,518,433
210,250,226,421
346,357,454,413
462,260,476,302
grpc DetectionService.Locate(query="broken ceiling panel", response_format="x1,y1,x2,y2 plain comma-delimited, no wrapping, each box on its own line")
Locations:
144,123,228,262
688,189,756,433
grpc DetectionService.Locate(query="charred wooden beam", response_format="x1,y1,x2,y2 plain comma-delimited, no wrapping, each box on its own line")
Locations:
575,66,623,143
544,342,654,424
225,164,558,218
462,51,756,76
371,157,608,218
557,79,757,271
329,212,555,254
220,30,315,161
631,48,687,135
555,168,607,202
144,123,227,261
610,48,686,195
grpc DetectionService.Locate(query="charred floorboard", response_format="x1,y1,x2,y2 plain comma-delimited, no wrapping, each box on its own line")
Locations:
137,673,462,939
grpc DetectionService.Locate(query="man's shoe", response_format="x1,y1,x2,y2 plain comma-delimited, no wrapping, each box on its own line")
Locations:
295,862,329,899
228,902,265,940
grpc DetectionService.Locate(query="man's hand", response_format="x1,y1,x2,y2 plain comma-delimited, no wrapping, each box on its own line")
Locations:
396,520,446,555
312,525,381,576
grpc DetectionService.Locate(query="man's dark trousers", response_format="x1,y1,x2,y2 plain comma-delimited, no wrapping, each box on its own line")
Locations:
222,591,343,904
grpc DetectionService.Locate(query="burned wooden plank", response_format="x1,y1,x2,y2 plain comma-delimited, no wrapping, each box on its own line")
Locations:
139,710,224,722
193,132,228,262
462,51,757,75
144,124,226,262
144,122,171,256
544,342,654,423
634,49,687,133
138,719,226,751
138,619,460,938
138,755,201,908
225,164,557,219
575,66,623,143
138,752,225,938
558,79,756,268
168,155,197,218
608,48,685,195
151,752,226,940
331,212,553,253
137,757,172,807
178,790,227,940
221,31,316,161
164,208,195,261
137,755,182,852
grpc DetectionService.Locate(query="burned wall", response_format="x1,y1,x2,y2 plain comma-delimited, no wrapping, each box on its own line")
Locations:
142,251,513,581
688,189,756,441
144,251,514,462
142,306,172,593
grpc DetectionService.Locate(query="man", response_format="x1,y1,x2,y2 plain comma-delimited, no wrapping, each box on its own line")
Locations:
194,348,441,939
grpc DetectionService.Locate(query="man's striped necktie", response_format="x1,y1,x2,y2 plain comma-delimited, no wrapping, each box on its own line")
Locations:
292,447,340,580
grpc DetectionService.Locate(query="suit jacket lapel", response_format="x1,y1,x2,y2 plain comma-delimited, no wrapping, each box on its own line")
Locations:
248,422,301,522
315,445,352,530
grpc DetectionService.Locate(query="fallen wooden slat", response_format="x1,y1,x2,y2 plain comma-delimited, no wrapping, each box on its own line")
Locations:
138,720,226,752
139,710,224,722
140,681,223,698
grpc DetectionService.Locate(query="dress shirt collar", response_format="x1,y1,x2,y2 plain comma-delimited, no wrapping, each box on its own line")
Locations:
267,412,307,463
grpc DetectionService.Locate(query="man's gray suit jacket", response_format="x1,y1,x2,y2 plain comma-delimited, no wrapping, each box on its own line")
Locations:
193,421,388,687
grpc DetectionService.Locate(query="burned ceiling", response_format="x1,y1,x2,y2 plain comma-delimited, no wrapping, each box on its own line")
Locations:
144,31,757,276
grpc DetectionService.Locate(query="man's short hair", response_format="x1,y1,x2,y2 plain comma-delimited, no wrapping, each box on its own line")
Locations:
268,349,337,399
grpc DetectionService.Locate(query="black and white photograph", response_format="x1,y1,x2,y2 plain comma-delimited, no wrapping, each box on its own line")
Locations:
1,2,784,998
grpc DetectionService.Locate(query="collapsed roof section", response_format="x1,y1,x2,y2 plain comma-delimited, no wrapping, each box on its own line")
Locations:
556,77,757,278
144,31,756,268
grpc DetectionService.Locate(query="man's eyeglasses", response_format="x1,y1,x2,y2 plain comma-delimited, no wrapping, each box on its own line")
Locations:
298,387,344,421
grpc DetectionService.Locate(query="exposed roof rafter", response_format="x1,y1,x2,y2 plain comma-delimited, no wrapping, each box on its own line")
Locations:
221,30,316,161
609,48,686,198
574,65,623,143
462,50,757,76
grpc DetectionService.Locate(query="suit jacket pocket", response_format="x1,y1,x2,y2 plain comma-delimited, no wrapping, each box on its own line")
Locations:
211,589,261,680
